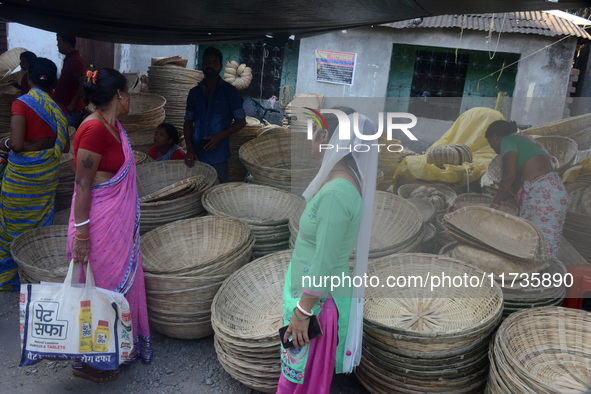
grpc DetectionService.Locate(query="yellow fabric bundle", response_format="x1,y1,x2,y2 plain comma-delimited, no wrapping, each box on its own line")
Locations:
394,107,504,187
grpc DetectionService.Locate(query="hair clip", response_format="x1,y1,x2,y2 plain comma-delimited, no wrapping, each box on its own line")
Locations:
86,70,98,85
39,75,47,80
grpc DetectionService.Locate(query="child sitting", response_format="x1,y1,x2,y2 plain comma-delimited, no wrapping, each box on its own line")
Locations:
148,123,186,161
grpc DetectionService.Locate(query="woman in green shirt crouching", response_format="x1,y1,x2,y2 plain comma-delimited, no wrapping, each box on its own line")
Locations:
485,120,568,255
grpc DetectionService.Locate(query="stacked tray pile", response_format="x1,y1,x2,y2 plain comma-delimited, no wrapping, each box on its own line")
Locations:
487,307,591,393
357,253,503,394
147,63,204,132
56,152,75,211
52,209,70,225
132,150,153,165
442,206,551,263
136,161,218,233
281,93,324,133
534,136,578,175
480,154,502,196
202,183,303,258
289,191,424,258
432,212,455,252
563,181,591,263
426,144,473,169
255,125,290,138
397,183,456,212
141,217,254,339
240,132,320,195
118,93,166,133
0,85,21,137
228,116,262,182
11,225,69,283
525,112,591,150
449,193,519,216
439,242,566,319
211,250,291,393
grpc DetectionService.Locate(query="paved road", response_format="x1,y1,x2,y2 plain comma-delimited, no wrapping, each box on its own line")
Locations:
0,291,366,393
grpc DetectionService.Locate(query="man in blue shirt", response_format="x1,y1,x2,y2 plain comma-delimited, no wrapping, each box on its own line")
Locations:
183,47,246,183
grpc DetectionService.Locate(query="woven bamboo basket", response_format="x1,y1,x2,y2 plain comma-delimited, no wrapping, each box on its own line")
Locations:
147,64,203,132
443,206,546,262
525,112,591,137
562,182,591,263
289,191,423,258
239,132,320,194
450,193,519,216
11,225,69,284
358,253,503,393
487,307,591,393
0,86,21,136
118,93,166,132
127,129,155,147
0,47,26,80
534,136,578,175
397,183,457,211
211,250,291,393
53,209,71,225
228,117,262,182
132,150,153,165
141,216,254,339
136,161,218,233
202,183,303,256
55,152,75,211
426,144,472,169
255,124,290,138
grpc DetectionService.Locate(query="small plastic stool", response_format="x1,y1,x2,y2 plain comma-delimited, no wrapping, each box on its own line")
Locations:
562,265,591,310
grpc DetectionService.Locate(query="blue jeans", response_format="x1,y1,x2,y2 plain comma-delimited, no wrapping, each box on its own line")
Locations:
210,161,228,184
67,110,85,129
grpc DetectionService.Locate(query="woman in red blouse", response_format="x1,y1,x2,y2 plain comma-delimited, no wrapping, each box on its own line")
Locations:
68,68,152,382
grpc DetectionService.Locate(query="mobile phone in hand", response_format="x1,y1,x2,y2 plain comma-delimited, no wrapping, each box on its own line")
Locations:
278,315,323,349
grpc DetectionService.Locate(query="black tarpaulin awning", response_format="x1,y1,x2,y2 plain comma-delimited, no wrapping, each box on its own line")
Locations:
0,0,589,44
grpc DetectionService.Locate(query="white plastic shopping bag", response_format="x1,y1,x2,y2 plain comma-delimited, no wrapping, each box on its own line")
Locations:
19,260,133,370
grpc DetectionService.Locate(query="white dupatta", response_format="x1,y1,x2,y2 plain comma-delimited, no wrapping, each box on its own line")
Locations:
302,113,378,372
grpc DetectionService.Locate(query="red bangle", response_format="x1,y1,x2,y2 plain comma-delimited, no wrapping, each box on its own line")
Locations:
74,234,90,241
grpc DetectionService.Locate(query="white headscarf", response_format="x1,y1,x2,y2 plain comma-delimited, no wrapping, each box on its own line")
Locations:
302,112,378,372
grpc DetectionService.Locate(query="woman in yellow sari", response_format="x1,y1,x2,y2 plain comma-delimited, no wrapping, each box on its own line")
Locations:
0,58,68,290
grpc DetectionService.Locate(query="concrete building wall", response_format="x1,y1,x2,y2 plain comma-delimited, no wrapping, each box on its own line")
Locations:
7,23,62,74
6,23,196,78
296,26,577,127
115,44,196,76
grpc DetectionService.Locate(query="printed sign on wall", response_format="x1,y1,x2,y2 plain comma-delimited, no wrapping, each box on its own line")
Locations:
315,50,357,85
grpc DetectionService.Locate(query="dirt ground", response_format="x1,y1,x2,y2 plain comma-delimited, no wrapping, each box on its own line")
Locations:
0,290,367,393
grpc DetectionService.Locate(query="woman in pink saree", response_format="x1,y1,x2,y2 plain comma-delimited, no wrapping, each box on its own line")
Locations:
66,68,152,382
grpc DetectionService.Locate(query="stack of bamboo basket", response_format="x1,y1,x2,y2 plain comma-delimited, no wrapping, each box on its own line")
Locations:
202,183,303,258
120,93,167,149
136,161,218,233
55,152,75,211
211,250,291,393
487,307,591,393
563,181,591,263
228,116,262,182
440,242,566,319
282,93,325,133
148,59,204,133
11,225,70,283
141,217,255,339
357,253,503,393
289,191,425,258
525,112,591,150
240,132,320,195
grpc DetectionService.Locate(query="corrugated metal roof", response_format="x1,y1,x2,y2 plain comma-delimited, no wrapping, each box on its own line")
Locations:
384,11,591,40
